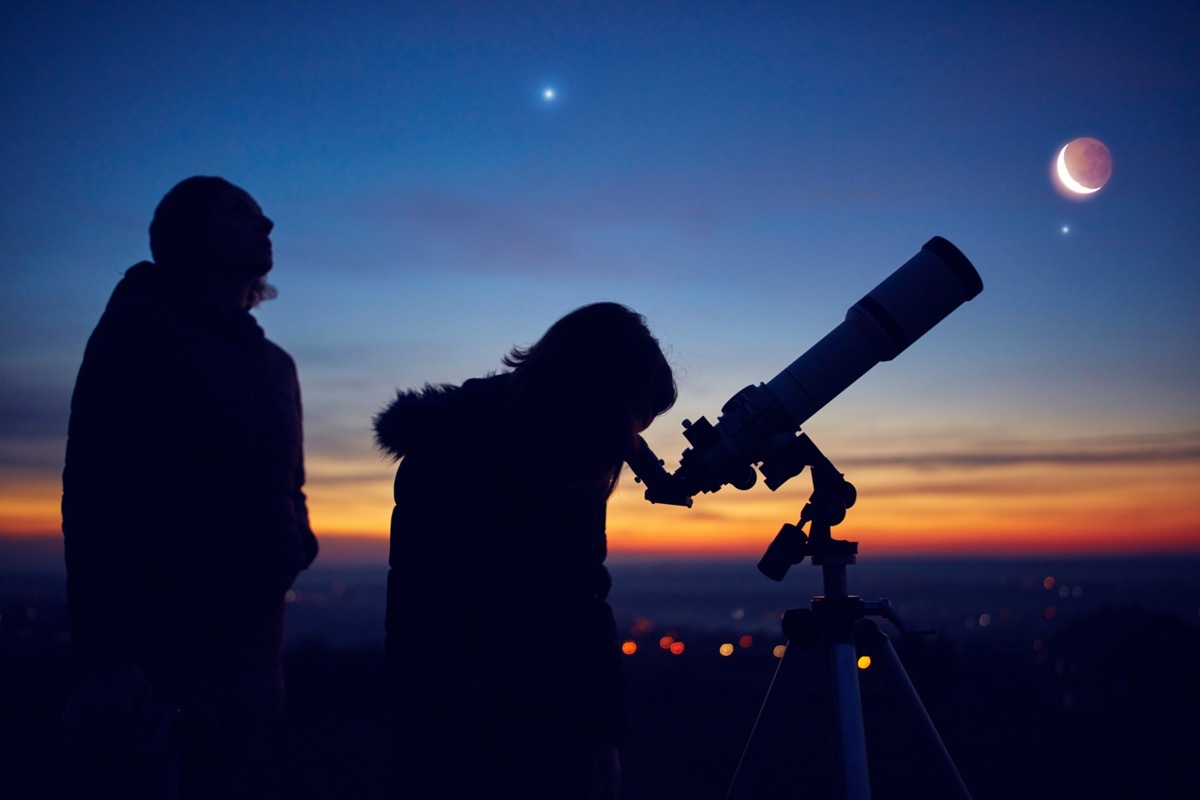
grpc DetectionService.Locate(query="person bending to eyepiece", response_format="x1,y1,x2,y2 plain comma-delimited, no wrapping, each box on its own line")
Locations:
374,302,676,799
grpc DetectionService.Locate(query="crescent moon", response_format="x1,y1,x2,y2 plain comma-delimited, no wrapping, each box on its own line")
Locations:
1057,145,1099,194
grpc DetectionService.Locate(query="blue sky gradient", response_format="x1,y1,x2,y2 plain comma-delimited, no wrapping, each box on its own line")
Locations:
2,1,1197,554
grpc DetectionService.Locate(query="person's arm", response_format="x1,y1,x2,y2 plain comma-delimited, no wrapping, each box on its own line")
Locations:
59,662,152,748
62,309,161,671
290,376,318,569
61,304,163,745
587,506,629,800
589,743,621,800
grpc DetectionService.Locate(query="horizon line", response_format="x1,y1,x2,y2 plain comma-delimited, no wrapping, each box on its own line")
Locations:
5,531,1199,573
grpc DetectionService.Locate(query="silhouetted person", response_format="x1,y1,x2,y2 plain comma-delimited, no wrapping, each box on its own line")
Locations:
374,303,676,799
60,176,318,798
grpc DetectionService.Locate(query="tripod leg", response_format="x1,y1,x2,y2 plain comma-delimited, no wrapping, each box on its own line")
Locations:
854,620,972,800
726,627,839,799
828,634,871,800
726,611,873,800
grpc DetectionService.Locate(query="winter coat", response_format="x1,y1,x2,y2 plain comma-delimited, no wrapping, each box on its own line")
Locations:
374,373,629,746
62,262,317,674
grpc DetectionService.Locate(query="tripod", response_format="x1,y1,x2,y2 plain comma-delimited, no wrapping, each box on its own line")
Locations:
725,439,971,800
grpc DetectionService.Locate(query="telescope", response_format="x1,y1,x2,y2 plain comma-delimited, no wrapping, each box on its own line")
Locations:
628,236,983,506
628,237,983,798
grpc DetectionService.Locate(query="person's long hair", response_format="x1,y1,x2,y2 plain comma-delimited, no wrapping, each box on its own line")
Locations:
505,302,676,497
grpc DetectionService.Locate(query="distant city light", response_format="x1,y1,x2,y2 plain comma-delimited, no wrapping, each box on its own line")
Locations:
719,643,734,657
857,656,871,670
670,641,685,655
773,645,787,658
738,635,753,649
659,635,674,650
621,640,638,656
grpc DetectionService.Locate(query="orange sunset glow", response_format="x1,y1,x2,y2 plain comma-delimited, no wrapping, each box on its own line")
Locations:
6,440,1196,563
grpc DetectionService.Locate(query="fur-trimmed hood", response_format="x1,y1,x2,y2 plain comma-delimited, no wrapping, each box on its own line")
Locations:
374,376,512,461
373,383,462,460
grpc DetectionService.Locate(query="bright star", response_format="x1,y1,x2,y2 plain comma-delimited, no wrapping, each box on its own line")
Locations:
542,87,555,101
1061,225,1070,235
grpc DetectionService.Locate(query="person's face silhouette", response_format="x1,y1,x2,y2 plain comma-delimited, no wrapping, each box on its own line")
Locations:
209,187,275,277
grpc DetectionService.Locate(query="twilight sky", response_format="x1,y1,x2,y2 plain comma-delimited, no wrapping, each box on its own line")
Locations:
2,1,1197,559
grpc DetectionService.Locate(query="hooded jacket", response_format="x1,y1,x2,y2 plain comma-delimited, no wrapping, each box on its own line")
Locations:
374,373,628,743
62,262,317,672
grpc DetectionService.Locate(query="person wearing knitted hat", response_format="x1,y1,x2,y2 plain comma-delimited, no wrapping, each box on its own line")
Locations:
61,176,317,798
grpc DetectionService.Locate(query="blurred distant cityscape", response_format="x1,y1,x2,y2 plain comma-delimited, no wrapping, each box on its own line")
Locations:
3,537,1198,798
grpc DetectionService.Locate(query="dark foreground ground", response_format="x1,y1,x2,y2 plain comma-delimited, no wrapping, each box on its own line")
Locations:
3,551,1199,798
